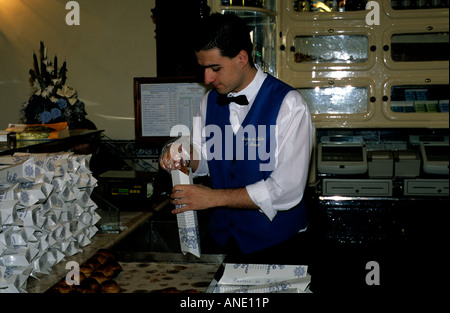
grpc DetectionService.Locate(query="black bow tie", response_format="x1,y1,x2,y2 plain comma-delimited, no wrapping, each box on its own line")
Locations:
217,94,249,106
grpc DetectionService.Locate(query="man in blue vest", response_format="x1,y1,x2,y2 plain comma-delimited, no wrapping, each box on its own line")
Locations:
160,13,315,264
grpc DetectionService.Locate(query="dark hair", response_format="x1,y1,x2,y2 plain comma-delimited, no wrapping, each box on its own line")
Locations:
193,13,255,67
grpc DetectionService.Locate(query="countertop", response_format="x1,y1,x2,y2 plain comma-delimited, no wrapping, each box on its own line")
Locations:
26,199,169,293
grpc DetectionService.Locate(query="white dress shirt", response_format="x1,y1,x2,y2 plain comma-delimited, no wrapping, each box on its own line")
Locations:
192,68,315,221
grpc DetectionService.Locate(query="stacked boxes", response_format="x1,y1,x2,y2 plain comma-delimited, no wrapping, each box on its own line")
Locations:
0,152,100,293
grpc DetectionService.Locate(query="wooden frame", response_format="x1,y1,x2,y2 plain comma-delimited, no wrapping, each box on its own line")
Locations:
133,76,206,147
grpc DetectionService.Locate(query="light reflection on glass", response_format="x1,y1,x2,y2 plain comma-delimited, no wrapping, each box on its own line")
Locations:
299,86,368,114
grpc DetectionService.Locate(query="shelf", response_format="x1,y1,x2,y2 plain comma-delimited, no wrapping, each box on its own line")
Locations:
219,5,277,16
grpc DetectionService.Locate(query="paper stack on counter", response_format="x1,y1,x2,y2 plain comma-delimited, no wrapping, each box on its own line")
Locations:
210,263,312,293
0,152,100,293
171,167,201,258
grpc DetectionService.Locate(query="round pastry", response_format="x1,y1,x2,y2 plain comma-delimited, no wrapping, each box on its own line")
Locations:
98,266,115,280
72,285,96,293
99,280,121,293
53,283,72,293
90,271,108,284
103,261,122,276
95,249,115,260
93,254,108,265
79,265,93,277
83,258,101,270
81,277,100,292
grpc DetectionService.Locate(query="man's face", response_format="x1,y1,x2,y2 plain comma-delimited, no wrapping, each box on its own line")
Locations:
195,48,246,95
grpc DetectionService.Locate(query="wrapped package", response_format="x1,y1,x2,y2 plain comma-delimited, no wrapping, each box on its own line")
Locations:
0,152,100,292
171,167,201,258
0,158,35,185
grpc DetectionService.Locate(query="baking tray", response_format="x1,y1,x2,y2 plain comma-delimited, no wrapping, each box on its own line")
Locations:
113,251,225,293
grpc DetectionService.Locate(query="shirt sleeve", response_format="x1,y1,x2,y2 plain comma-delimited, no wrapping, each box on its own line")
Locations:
246,90,315,221
192,93,210,178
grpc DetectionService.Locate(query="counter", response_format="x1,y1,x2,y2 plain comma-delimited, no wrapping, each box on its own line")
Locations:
25,200,162,293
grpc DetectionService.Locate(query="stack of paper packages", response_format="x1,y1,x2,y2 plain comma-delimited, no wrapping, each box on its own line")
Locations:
0,152,100,293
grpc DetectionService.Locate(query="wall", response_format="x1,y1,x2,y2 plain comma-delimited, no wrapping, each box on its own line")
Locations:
0,0,157,140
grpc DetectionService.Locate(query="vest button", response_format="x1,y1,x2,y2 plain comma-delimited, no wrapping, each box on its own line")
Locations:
230,173,235,180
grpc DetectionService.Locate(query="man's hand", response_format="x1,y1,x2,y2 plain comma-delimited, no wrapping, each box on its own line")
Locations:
159,138,190,172
170,185,259,214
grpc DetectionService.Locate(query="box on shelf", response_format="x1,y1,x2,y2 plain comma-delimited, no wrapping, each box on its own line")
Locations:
7,122,69,140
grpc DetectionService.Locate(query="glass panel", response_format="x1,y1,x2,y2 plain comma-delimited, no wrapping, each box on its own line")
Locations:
391,0,449,10
298,86,368,114
293,0,367,12
221,0,275,11
391,32,449,62
224,10,277,75
390,85,449,113
293,35,368,64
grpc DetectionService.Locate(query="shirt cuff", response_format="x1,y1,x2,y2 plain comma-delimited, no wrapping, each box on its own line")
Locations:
246,181,277,221
191,143,208,178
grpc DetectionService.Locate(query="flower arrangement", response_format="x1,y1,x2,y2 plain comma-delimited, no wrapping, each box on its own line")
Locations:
21,41,87,129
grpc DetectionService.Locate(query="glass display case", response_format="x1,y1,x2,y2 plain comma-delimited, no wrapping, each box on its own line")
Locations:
383,22,449,70
285,29,376,72
220,0,276,11
299,85,369,114
278,0,449,128
284,0,370,21
283,24,377,72
384,0,449,18
293,34,369,64
383,75,449,127
211,0,278,76
390,32,449,62
293,0,367,12
390,0,449,10
390,84,449,113
290,76,376,127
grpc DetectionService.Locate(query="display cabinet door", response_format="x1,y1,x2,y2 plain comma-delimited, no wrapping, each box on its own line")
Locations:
291,77,376,128
283,0,370,21
285,27,377,72
217,0,276,11
383,23,449,70
385,0,449,19
382,75,449,128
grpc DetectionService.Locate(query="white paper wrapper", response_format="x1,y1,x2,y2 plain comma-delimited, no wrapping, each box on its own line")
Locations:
17,182,53,206
0,247,39,267
74,154,92,173
213,263,311,293
67,156,80,173
171,168,201,258
218,263,309,285
0,272,30,293
0,152,101,292
0,158,35,185
0,200,21,225
31,251,54,275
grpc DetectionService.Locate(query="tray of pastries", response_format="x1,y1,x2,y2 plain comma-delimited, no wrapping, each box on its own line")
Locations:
47,249,122,293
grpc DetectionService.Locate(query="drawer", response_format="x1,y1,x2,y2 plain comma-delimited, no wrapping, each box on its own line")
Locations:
323,179,393,196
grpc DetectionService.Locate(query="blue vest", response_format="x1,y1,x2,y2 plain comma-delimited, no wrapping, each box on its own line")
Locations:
205,74,308,254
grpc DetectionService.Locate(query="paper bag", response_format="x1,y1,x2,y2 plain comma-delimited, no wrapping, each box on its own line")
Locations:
171,167,201,258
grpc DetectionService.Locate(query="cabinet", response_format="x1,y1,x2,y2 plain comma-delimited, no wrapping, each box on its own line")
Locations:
278,0,449,129
209,0,279,76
